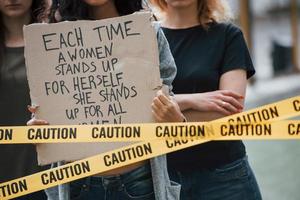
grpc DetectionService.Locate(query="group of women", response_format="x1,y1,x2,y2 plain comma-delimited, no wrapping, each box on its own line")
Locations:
0,0,262,200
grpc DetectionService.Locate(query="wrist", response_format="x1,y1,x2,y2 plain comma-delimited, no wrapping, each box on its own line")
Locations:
175,95,193,111
190,93,201,110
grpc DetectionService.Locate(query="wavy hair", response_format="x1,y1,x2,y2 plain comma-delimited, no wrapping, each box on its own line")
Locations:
0,0,47,66
150,0,232,28
49,0,144,22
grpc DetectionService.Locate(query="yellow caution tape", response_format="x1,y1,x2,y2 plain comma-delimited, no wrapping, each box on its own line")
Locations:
0,120,300,144
0,95,300,199
0,96,299,144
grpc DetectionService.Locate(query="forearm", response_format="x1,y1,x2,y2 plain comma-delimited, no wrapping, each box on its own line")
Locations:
184,70,248,122
183,110,226,122
175,93,202,111
175,89,244,116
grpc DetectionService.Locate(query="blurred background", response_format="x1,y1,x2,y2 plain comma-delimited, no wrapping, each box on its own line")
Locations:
228,0,300,199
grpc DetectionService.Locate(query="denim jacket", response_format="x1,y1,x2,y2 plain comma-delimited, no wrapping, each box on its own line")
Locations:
45,22,180,200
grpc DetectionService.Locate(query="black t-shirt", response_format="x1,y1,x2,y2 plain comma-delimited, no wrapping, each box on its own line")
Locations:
162,23,255,171
0,47,41,182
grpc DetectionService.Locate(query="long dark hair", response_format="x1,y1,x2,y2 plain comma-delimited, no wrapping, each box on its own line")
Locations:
0,0,47,66
50,0,144,22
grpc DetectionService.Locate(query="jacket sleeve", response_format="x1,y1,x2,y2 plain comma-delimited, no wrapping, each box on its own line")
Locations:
153,22,177,95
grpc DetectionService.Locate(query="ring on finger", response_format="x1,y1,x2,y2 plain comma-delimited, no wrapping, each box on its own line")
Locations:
221,101,227,106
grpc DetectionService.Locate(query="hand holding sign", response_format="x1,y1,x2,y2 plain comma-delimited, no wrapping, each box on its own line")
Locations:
24,12,162,164
152,89,185,123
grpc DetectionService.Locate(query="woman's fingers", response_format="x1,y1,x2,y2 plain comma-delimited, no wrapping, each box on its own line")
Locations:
27,105,39,114
157,91,171,105
153,90,172,111
27,118,49,126
157,91,176,114
152,100,172,119
152,91,184,122
151,102,161,114
152,110,163,122
220,100,239,113
214,104,232,116
221,96,243,110
209,99,236,115
221,90,244,99
153,97,164,109
27,105,49,125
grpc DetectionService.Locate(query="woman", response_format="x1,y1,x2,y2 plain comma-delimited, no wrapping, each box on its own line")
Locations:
150,0,262,199
28,0,184,199
0,0,47,199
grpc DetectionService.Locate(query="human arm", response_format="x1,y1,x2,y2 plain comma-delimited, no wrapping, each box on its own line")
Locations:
182,69,247,122
175,89,244,115
154,22,177,93
151,24,184,122
152,90,185,122
176,24,254,121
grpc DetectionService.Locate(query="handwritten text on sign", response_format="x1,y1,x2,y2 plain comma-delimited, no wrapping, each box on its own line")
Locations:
24,12,162,164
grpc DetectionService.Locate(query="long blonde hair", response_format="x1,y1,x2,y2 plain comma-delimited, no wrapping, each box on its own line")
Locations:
150,0,232,28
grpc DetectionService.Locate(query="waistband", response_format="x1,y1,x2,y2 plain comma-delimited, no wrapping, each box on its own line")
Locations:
87,162,152,188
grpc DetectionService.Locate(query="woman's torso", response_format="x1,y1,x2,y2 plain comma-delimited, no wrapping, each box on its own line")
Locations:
162,23,255,171
0,47,41,182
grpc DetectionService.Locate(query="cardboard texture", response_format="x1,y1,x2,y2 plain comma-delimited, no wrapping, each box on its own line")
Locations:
24,12,162,165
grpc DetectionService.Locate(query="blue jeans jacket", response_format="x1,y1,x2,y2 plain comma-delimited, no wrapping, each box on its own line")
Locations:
45,20,180,200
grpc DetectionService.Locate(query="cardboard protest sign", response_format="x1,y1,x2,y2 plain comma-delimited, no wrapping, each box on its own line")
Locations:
24,12,162,165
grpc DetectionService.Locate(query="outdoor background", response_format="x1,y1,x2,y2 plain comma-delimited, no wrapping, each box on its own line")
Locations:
228,0,300,199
